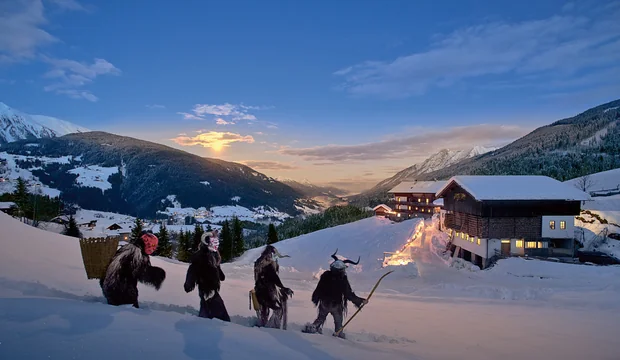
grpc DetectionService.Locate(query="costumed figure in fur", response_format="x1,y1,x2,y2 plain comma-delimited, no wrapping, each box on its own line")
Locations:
253,245,293,329
302,249,367,339
100,230,166,308
184,232,230,322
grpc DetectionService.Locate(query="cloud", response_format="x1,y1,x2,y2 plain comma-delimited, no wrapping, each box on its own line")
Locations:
55,89,97,102
0,0,56,62
334,5,620,98
240,160,299,170
180,103,275,127
279,124,530,162
146,104,165,109
42,57,120,101
216,118,234,125
177,112,204,120
48,0,87,11
171,131,255,151
0,1,118,101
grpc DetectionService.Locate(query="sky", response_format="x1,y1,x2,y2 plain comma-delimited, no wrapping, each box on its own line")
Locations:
1,0,620,193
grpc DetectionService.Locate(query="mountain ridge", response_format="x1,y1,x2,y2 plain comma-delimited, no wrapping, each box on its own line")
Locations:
0,131,305,218
0,102,89,143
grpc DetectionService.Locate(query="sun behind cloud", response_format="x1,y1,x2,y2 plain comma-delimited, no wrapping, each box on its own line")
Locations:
171,131,255,151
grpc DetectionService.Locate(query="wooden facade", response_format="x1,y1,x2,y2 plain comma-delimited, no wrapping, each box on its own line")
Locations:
440,181,581,242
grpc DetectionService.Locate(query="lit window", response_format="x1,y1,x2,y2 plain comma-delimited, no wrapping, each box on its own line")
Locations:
418,198,422,203
426,198,429,204
549,221,555,230
538,242,548,248
560,221,566,230
516,240,524,248
476,238,481,245
526,241,537,248
408,206,411,210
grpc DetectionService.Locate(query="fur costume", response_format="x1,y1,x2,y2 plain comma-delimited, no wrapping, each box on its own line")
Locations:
184,233,230,322
303,249,366,339
253,245,293,328
100,231,166,308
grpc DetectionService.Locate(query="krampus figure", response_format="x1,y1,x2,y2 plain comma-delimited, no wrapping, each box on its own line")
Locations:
100,230,166,308
184,232,230,322
302,249,367,339
253,245,293,329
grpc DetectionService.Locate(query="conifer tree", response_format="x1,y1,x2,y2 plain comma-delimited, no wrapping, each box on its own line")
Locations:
232,216,245,257
219,220,233,262
154,223,172,258
14,177,30,220
63,214,82,238
267,223,279,244
130,217,144,242
177,230,191,262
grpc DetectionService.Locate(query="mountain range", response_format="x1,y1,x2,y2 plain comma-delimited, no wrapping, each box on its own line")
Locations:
350,99,620,207
0,103,88,143
0,131,312,218
349,146,497,205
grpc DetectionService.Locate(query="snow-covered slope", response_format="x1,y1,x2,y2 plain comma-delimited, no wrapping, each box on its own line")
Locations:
2,212,620,359
237,217,422,273
565,168,620,195
0,102,89,143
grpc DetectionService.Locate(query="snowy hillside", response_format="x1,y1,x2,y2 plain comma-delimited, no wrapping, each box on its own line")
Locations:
0,102,89,143
0,131,304,218
237,217,421,273
565,168,620,195
1,212,620,359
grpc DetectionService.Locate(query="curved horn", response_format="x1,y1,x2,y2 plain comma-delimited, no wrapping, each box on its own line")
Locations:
331,249,339,261
343,256,360,265
273,247,290,258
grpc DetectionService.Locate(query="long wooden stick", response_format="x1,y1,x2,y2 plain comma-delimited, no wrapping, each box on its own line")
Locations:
334,270,394,336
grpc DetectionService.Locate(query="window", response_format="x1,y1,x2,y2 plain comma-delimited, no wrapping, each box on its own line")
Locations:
426,198,429,204
526,241,537,248
476,238,481,245
560,221,566,230
549,221,555,230
538,242,548,248
516,240,524,248
418,198,422,203
408,206,411,210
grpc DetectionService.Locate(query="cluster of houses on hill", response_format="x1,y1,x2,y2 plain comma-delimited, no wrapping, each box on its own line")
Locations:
373,175,591,269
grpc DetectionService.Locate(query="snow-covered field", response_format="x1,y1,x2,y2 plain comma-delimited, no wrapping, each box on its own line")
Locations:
2,212,620,359
68,165,119,191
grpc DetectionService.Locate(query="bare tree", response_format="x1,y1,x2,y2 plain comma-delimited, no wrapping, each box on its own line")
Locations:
575,174,595,193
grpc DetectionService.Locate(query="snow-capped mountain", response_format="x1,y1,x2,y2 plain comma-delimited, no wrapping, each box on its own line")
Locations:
0,102,89,143
0,131,305,218
368,146,496,193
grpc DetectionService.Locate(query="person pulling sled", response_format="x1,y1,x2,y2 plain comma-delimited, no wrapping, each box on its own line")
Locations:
184,231,230,322
252,245,293,329
302,249,367,339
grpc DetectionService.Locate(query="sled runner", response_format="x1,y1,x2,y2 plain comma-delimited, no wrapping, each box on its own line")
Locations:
333,270,394,337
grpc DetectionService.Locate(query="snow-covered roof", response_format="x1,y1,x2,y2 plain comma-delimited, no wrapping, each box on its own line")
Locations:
0,202,16,209
436,176,591,201
388,181,446,194
372,204,392,212
433,198,444,206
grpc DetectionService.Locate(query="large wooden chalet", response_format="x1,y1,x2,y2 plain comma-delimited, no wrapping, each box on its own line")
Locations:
388,181,445,219
436,175,590,268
